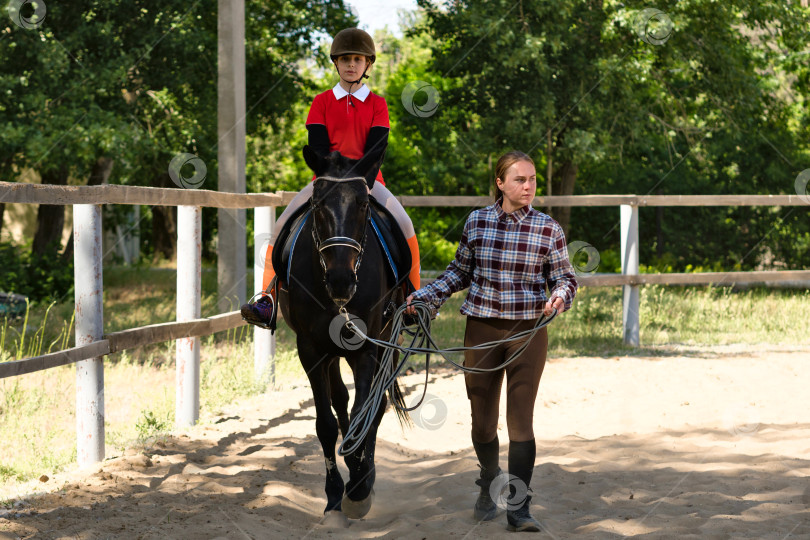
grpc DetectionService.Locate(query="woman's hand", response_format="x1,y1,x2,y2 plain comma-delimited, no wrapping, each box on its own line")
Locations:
544,296,564,317
405,294,416,315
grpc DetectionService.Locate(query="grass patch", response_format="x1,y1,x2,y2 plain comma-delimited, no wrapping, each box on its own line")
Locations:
398,283,810,362
0,337,275,493
554,284,809,355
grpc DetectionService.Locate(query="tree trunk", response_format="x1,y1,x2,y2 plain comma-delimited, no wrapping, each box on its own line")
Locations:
32,166,69,256
656,188,664,258
62,157,115,261
550,160,578,237
88,157,115,186
151,172,177,260
0,156,10,239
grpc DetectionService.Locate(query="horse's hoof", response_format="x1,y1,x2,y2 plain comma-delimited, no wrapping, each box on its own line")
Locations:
322,510,350,528
341,488,374,519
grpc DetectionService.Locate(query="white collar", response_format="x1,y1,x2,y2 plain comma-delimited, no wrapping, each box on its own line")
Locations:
332,82,370,102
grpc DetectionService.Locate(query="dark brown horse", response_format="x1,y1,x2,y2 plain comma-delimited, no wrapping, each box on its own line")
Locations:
278,145,408,521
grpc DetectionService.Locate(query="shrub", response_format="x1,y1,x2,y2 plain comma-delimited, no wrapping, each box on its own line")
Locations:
0,241,74,303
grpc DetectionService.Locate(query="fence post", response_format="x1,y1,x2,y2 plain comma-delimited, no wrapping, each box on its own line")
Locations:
176,206,202,427
216,0,247,314
621,204,640,347
253,206,275,388
74,204,105,466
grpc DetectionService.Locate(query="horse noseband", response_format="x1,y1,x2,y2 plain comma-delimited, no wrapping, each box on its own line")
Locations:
314,228,367,280
317,236,363,254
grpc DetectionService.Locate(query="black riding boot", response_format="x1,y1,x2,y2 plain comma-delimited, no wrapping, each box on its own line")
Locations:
472,436,500,521
506,439,541,532
507,494,541,532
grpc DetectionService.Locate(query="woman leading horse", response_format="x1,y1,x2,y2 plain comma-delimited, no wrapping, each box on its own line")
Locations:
407,151,578,532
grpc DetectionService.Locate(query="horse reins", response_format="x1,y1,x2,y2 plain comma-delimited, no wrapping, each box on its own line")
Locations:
310,173,559,456
337,301,557,456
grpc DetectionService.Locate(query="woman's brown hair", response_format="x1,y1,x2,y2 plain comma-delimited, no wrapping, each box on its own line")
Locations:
493,151,535,202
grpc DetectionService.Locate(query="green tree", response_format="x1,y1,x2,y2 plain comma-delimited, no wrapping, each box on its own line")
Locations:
414,0,810,270
1,0,355,266
374,21,490,269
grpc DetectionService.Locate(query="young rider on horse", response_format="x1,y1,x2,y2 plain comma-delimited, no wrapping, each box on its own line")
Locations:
243,28,420,325
406,151,578,532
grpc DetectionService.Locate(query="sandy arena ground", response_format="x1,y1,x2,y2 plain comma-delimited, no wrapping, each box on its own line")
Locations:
1,344,809,539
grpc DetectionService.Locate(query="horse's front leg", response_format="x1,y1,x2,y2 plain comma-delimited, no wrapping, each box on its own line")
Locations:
299,345,345,516
341,347,379,519
361,349,397,486
329,359,351,438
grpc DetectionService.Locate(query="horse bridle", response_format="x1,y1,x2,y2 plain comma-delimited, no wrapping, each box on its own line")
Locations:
310,175,370,281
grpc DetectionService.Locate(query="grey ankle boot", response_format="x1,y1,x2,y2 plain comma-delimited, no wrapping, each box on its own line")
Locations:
506,494,541,532
473,466,501,521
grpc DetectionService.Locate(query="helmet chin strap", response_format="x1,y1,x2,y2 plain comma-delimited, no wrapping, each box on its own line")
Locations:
334,61,371,91
349,63,371,85
334,61,371,111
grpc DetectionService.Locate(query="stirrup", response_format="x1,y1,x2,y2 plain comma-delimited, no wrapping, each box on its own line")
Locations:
240,276,279,332
240,292,274,331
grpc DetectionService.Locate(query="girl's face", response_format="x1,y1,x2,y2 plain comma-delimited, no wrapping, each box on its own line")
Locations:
496,160,537,213
335,54,371,83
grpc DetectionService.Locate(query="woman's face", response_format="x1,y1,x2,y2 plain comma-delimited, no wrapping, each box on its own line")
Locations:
497,160,537,212
335,54,371,82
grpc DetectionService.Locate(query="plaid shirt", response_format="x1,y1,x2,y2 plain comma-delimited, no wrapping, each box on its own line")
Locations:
413,201,578,320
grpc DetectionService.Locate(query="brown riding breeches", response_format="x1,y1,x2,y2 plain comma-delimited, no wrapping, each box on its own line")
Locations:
463,316,548,443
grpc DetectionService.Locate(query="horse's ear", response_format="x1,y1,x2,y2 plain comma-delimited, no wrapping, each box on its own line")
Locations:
303,145,325,176
359,154,383,191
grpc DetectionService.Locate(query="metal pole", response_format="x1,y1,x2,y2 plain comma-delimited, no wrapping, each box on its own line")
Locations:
176,206,202,427
621,204,640,347
253,206,275,388
217,0,247,313
74,204,104,466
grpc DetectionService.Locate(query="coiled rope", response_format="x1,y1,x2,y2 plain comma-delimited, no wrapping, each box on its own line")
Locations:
337,300,556,456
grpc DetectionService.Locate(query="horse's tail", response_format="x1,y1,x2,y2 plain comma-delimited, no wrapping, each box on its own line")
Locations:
388,380,412,428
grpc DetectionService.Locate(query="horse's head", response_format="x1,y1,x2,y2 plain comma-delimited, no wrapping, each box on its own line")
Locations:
303,145,376,307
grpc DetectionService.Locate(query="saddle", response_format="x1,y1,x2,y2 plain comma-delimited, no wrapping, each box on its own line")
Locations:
271,201,312,291
271,196,413,293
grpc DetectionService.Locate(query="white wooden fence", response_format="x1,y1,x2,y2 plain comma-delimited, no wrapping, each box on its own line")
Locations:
1,181,808,466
